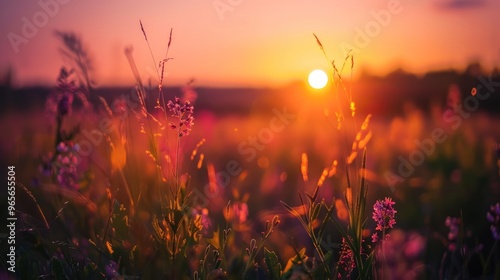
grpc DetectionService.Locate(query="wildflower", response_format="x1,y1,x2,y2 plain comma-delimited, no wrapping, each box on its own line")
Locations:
445,217,460,240
372,197,397,242
167,97,194,137
445,216,460,251
337,238,355,279
487,203,500,240
53,141,80,189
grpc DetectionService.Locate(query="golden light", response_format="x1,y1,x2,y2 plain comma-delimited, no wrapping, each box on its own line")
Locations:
308,69,328,89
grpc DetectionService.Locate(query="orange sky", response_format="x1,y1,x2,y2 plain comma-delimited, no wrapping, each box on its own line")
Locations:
0,0,499,87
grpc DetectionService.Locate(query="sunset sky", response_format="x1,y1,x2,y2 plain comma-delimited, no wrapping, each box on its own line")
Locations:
0,0,499,87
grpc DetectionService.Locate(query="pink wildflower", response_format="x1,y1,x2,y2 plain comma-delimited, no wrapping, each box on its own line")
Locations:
372,197,397,243
167,97,194,137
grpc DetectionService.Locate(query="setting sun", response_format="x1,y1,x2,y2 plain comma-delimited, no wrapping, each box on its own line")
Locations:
308,69,328,89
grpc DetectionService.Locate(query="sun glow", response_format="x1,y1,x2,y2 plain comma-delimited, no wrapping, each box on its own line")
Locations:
308,69,328,89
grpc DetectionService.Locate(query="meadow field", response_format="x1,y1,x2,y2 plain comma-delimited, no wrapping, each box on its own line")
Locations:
0,1,500,274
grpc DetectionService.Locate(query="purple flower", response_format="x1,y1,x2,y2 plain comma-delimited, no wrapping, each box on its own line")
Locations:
53,141,80,189
445,216,460,251
167,97,194,137
372,197,397,243
445,217,460,240
487,203,500,240
337,237,355,279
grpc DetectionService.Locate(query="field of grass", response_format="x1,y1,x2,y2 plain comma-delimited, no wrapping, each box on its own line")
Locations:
1,32,500,280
